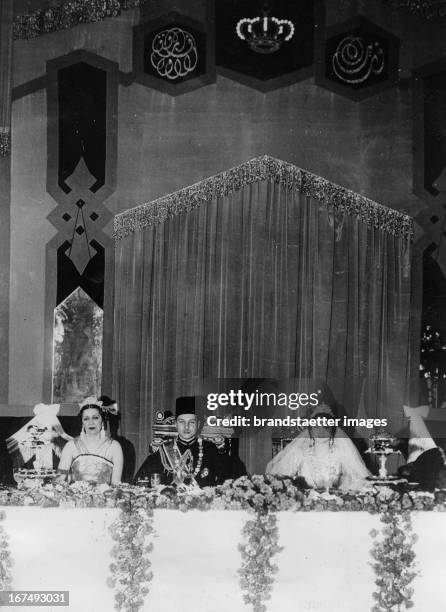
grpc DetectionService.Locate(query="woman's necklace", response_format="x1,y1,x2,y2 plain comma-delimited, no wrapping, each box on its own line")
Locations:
83,435,104,453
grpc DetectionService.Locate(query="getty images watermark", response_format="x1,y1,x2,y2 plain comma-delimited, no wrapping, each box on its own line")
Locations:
204,389,388,430
0,592,69,606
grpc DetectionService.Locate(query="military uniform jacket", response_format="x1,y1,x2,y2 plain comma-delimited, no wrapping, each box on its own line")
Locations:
134,436,229,487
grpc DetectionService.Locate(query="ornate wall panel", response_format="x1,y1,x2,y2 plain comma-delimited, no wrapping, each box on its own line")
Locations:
44,50,118,402
413,60,446,272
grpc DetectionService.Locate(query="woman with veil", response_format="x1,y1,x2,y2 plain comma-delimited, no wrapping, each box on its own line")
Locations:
266,403,370,491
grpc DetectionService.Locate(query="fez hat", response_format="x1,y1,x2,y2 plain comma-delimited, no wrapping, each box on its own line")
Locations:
175,396,196,417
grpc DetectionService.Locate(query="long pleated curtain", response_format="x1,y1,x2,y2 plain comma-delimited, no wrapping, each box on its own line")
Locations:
113,165,414,474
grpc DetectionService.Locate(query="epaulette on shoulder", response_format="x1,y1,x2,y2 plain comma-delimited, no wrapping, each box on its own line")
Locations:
151,438,174,453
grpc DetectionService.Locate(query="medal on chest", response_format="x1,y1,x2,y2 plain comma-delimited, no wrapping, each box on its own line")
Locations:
160,437,204,485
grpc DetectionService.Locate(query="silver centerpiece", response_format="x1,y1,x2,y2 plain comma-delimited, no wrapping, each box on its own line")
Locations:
366,431,400,480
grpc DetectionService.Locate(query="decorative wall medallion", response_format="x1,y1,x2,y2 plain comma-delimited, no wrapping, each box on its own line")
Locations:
331,36,384,84
216,0,314,92
150,27,198,80
132,12,215,95
236,12,295,54
315,17,399,101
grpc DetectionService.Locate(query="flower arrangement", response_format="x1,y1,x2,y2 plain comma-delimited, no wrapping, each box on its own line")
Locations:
108,497,154,612
370,510,417,611
0,510,13,590
239,510,282,612
368,431,397,455
0,476,445,513
366,431,400,480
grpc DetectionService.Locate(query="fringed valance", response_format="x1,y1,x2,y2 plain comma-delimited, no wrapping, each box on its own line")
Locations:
12,0,446,41
383,0,446,19
13,0,143,40
113,155,414,242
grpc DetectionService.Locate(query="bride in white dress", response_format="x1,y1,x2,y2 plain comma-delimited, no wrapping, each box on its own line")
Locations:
266,405,371,491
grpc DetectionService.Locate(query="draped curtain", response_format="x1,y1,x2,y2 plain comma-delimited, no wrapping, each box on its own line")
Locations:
113,158,415,474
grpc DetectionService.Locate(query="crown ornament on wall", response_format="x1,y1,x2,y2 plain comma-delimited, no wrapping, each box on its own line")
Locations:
236,4,295,54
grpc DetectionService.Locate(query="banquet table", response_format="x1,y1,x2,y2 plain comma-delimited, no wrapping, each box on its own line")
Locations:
1,507,444,612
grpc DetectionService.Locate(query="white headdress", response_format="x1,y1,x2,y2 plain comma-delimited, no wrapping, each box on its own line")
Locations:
78,396,119,416
403,404,437,463
78,396,119,441
79,396,103,410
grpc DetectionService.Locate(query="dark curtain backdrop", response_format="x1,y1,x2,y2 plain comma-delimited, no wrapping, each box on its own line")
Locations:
114,178,413,474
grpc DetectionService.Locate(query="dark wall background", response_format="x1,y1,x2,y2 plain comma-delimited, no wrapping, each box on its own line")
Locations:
6,1,446,418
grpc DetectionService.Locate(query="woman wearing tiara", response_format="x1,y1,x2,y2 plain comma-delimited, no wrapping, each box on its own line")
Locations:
266,404,370,491
57,397,123,485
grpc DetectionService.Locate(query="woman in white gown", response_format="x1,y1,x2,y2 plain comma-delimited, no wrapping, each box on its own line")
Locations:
266,405,371,491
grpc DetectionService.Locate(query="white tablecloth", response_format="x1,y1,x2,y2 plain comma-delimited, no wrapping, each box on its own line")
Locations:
2,508,444,611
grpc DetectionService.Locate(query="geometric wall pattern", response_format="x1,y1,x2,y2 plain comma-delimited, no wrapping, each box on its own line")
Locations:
47,157,111,277
44,49,118,401
413,60,446,271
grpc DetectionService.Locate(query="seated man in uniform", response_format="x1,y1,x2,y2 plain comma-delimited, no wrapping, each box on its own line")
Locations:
200,420,247,480
135,396,230,487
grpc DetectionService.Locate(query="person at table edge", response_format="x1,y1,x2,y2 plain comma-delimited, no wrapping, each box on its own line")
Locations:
135,396,243,486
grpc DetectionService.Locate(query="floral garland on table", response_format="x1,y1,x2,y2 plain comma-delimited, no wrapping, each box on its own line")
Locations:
370,509,417,612
0,510,13,590
0,480,123,508
0,476,442,612
238,510,282,612
0,476,445,512
108,497,154,612
13,0,145,40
